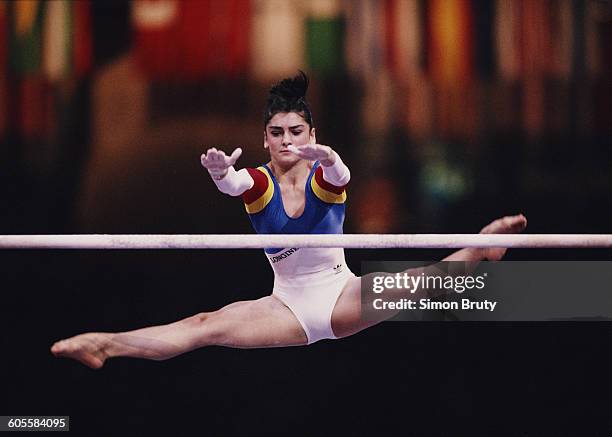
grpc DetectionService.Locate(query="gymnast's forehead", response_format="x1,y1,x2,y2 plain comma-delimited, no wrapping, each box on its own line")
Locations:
266,112,310,129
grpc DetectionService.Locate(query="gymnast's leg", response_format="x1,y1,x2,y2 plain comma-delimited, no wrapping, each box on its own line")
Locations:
50,295,307,369
331,214,528,338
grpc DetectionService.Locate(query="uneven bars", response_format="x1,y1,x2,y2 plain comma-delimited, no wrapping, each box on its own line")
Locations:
0,234,611,249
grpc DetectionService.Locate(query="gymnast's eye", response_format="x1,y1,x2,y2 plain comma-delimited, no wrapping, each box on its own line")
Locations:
270,131,282,137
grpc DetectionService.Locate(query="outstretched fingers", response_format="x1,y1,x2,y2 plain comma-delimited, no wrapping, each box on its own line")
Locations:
201,147,242,169
227,147,242,165
286,144,330,161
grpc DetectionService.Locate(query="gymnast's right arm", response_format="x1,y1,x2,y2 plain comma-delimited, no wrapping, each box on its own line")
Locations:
200,147,254,196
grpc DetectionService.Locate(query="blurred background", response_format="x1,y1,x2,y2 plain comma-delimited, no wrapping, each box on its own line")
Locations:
1,0,610,234
1,0,612,435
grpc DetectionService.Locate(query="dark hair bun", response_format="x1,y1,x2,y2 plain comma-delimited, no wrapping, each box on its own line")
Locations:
264,71,314,128
269,70,309,101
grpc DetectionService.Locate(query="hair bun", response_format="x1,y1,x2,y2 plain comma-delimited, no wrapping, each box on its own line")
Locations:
269,70,309,101
264,70,314,128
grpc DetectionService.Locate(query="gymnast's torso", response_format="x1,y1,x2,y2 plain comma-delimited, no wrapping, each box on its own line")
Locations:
242,161,349,287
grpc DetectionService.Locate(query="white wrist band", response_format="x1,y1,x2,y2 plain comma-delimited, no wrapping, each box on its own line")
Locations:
321,152,350,186
212,166,254,196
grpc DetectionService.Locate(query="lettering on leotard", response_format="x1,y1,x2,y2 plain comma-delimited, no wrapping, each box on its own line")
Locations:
269,248,300,264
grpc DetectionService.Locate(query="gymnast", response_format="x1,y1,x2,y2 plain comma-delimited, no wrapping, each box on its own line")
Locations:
51,72,527,368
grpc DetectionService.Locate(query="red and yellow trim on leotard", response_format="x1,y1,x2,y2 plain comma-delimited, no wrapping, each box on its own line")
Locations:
310,166,347,204
242,167,274,214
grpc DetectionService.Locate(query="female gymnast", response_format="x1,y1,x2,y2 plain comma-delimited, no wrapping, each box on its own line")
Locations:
51,72,527,368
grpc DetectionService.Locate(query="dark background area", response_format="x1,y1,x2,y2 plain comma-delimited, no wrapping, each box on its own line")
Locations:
1,0,612,434
2,249,612,435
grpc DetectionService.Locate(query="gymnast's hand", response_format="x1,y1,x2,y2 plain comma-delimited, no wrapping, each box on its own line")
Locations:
287,143,335,166
201,147,242,180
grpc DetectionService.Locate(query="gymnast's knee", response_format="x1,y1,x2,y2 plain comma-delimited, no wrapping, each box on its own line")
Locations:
184,311,227,347
181,312,210,327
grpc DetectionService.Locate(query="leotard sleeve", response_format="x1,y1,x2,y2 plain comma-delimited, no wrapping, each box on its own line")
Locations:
242,167,274,214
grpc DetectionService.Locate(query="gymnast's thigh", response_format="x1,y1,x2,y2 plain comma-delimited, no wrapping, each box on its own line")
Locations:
331,273,400,339
206,295,308,348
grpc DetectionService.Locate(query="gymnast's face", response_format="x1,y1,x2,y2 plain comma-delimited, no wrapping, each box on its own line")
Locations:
264,112,315,165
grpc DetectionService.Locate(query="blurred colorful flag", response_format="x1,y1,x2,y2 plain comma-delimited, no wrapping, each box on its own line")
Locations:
345,0,384,79
386,0,423,80
306,0,345,76
132,0,179,78
73,0,93,79
132,0,250,80
39,0,91,82
251,0,304,80
427,0,474,85
495,0,521,81
7,0,45,139
179,0,249,77
0,1,6,137
42,0,70,82
9,0,43,75
0,1,6,71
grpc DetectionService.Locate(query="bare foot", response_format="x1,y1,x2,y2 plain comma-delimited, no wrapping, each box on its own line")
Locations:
50,333,111,369
479,214,528,261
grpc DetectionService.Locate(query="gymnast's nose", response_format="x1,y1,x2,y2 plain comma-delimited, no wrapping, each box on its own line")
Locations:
282,131,291,147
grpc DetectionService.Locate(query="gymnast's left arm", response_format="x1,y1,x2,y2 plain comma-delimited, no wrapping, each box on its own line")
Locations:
200,147,254,197
287,143,350,186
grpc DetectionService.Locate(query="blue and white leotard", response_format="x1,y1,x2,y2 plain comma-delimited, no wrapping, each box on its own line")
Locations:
240,161,354,343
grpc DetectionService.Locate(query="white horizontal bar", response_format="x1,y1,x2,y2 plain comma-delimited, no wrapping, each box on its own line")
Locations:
0,234,611,249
